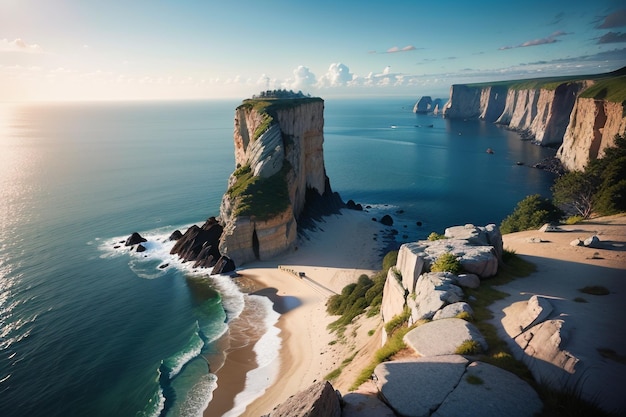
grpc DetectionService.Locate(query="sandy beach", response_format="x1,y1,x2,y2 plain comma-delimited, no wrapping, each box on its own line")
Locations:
203,209,389,417
204,211,626,417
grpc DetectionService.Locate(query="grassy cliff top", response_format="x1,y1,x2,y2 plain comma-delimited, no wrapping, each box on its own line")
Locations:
238,96,323,115
456,66,626,102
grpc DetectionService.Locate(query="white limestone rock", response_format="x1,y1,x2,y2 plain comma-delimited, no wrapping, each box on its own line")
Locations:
409,272,463,321
432,302,474,321
404,318,488,356
456,273,480,289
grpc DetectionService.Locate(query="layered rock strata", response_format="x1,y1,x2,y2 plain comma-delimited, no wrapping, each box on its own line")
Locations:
219,97,343,265
442,68,626,171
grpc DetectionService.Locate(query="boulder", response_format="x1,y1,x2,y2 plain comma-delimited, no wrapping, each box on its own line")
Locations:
136,244,146,253
375,356,469,417
456,273,480,289
504,295,553,336
539,223,562,232
381,269,407,343
211,256,236,275
583,235,600,248
125,232,147,246
408,272,463,321
570,238,583,246
396,242,426,293
380,214,394,226
432,302,474,321
374,356,543,417
169,230,183,241
341,388,396,417
432,361,543,417
404,318,488,356
171,217,223,266
264,380,341,417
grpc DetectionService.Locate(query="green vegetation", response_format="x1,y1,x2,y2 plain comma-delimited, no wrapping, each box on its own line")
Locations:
324,352,357,382
383,307,412,335
226,163,291,220
465,374,484,385
578,75,626,102
455,339,482,355
464,68,626,102
349,319,417,391
564,215,585,225
553,135,626,218
430,252,462,274
455,311,473,321
325,252,398,337
578,285,610,296
500,194,564,234
427,232,447,241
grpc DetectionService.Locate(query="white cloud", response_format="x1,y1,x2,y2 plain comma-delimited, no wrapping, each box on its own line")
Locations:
316,63,355,87
0,38,43,53
288,65,316,91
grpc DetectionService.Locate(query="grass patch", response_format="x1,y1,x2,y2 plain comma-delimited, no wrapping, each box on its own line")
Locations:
324,352,358,382
427,231,447,241
383,308,412,335
349,324,413,390
430,252,462,274
564,215,585,225
578,285,610,296
368,329,375,336
535,383,617,417
573,297,588,303
465,374,484,385
226,163,291,220
455,339,482,355
455,311,473,321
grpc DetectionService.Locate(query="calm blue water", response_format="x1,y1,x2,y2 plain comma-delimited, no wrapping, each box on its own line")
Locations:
0,98,556,417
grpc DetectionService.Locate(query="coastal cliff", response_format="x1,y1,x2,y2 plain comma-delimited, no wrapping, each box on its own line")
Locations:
442,68,626,171
218,96,343,265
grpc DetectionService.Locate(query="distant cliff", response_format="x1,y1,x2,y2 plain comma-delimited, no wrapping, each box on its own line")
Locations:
442,68,626,171
218,97,343,265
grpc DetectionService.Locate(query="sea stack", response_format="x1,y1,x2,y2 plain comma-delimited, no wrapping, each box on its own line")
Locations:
218,92,343,265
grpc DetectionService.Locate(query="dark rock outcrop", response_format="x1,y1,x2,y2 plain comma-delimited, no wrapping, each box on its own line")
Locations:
211,256,236,275
380,215,394,226
170,217,224,268
125,232,146,246
263,380,341,417
169,230,183,241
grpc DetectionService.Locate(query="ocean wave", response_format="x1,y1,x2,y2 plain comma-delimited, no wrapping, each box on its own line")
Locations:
162,324,205,379
222,294,282,417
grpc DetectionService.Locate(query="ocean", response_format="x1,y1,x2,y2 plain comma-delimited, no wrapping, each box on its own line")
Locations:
0,98,556,417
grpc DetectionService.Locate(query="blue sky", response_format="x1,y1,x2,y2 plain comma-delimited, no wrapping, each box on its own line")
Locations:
1,0,625,101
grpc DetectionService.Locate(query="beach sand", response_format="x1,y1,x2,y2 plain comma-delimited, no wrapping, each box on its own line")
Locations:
202,209,389,417
206,210,626,416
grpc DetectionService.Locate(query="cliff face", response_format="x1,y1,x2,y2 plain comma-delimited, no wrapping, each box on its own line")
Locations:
219,98,339,265
442,73,626,170
557,98,626,171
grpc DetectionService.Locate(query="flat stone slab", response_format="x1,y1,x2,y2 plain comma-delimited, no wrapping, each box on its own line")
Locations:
404,318,488,356
432,361,543,417
374,355,469,417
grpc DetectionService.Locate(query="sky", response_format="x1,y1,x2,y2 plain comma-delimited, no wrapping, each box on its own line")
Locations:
1,0,625,102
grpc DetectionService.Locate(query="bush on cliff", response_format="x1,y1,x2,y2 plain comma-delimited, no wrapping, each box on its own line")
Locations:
326,250,398,333
227,163,291,220
500,194,563,234
553,134,626,217
430,252,462,274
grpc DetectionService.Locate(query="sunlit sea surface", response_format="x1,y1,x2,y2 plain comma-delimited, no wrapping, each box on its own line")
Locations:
0,98,556,417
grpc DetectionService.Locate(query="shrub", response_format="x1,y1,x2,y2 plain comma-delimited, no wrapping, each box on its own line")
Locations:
427,232,447,241
500,194,563,234
431,252,462,274
578,285,610,296
384,308,412,335
564,215,585,225
455,339,482,355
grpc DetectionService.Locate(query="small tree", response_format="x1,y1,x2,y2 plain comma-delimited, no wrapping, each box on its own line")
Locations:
500,194,563,234
552,171,597,218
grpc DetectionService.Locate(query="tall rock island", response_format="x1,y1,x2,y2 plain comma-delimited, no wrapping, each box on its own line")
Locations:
217,95,343,265
442,67,626,171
